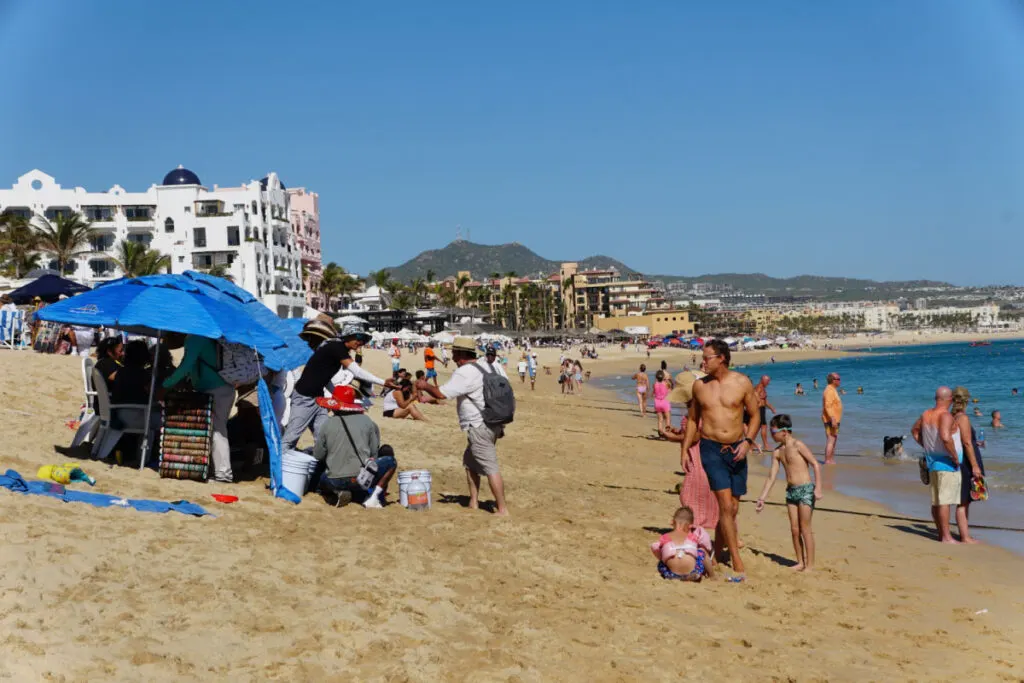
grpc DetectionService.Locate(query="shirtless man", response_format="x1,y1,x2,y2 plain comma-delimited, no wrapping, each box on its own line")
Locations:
754,375,775,451
682,339,760,577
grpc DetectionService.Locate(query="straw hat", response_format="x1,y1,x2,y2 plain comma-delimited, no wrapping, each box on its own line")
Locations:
338,322,371,344
452,336,478,355
667,370,706,404
300,318,338,343
315,385,365,413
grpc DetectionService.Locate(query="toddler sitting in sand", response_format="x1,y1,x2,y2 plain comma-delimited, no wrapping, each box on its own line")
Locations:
650,506,713,582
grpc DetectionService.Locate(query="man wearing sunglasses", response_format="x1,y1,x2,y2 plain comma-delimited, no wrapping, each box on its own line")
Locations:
681,339,760,578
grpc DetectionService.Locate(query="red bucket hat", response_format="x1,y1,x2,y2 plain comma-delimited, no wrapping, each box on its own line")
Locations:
315,385,365,413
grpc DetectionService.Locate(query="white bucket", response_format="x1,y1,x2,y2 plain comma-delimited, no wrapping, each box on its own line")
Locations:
397,470,432,509
282,449,318,497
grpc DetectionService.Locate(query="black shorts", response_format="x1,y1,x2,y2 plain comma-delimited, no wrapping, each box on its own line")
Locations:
383,410,395,418
759,406,767,425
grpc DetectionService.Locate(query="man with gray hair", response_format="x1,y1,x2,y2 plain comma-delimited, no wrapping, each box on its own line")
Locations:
821,372,843,464
911,386,963,543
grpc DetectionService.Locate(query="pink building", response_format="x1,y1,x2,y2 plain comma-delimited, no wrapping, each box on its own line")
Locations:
287,188,323,308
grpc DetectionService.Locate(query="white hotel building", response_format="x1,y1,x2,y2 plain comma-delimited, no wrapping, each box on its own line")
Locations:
0,167,307,318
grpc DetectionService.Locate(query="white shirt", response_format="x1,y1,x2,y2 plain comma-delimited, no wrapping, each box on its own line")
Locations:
382,390,399,412
440,358,508,430
388,344,400,359
517,361,528,374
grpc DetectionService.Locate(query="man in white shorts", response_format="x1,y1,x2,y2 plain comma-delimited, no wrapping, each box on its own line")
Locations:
911,386,963,544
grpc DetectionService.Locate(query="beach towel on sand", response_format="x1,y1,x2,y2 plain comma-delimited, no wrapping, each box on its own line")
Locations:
0,469,211,517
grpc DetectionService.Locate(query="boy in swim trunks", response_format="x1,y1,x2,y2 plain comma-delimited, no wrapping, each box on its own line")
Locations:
754,414,823,571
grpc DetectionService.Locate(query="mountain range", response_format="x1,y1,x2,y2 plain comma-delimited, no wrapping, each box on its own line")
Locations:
380,240,635,283
378,240,954,298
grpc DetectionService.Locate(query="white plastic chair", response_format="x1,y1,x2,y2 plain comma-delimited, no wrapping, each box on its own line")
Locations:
70,357,99,447
90,369,150,461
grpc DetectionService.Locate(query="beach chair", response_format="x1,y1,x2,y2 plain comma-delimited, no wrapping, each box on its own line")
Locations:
90,370,150,462
0,310,24,350
70,357,100,447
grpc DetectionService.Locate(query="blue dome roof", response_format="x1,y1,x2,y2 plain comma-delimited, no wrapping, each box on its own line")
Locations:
162,166,201,186
260,175,286,190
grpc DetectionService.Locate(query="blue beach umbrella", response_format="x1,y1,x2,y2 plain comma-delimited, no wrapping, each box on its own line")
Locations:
38,276,285,348
180,270,311,371
37,276,289,471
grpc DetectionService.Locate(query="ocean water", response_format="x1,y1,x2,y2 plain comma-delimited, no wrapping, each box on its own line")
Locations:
595,341,1024,553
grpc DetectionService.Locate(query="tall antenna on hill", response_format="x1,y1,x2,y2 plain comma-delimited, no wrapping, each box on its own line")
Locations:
455,224,462,241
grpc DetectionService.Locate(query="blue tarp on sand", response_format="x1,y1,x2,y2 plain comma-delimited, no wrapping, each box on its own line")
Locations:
0,469,211,516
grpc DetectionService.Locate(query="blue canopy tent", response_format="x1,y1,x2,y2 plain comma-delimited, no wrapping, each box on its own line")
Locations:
36,276,304,502
8,274,90,304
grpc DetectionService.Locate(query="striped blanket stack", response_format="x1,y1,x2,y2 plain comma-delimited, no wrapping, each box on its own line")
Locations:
158,392,213,481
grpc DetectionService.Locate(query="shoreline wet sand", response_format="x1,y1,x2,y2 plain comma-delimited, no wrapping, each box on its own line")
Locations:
0,347,1021,680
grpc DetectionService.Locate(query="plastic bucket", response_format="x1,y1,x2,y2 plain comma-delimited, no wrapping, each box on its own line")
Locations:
282,449,318,497
397,470,432,508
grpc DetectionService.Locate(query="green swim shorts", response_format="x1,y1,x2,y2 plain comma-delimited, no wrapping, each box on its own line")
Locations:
785,482,815,508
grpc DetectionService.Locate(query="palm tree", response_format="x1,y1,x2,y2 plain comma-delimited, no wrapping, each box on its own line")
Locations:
425,269,436,285
0,213,39,279
112,240,171,277
33,213,96,274
320,262,349,310
383,279,403,309
369,269,391,308
203,264,234,282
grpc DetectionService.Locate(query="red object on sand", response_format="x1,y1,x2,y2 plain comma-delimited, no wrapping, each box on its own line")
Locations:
210,494,238,504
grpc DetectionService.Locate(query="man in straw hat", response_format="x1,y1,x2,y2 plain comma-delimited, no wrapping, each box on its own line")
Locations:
417,336,510,515
282,320,395,450
312,385,397,508
679,339,760,578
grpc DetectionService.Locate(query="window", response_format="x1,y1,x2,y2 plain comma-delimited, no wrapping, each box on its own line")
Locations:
164,217,175,232
127,234,152,246
193,227,207,248
227,225,240,246
90,259,113,276
252,201,258,215
178,256,185,263
124,206,151,220
193,254,213,268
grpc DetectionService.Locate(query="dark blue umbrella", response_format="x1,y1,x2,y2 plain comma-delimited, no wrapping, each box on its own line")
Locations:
8,274,90,304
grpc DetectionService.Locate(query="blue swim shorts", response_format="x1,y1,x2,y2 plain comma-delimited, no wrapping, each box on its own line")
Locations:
699,438,748,498
426,368,437,379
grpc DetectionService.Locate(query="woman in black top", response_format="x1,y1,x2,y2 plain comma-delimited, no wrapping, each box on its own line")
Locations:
111,340,154,405
94,336,124,384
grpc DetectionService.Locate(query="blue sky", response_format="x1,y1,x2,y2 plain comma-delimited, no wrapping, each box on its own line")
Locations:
2,1,1023,285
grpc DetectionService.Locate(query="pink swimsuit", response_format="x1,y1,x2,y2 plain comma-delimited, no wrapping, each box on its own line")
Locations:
653,382,670,413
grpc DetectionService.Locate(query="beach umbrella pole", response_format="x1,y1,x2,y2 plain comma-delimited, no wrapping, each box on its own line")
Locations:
139,331,161,471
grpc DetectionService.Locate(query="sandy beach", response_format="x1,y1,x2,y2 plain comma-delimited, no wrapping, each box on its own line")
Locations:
1,345,1022,682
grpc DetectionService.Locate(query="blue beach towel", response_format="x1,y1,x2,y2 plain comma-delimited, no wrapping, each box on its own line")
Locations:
0,469,211,517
